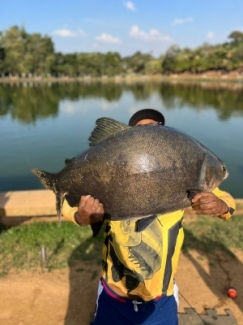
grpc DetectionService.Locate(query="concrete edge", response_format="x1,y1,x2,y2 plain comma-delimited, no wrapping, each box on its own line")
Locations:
0,189,57,217
0,189,243,219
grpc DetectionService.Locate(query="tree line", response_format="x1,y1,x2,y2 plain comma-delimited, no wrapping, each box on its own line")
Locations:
0,26,243,77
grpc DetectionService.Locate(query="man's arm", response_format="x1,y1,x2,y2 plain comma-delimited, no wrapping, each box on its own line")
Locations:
191,187,235,219
62,195,104,226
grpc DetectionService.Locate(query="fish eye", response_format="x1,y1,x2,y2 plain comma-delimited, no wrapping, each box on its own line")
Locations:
221,165,226,172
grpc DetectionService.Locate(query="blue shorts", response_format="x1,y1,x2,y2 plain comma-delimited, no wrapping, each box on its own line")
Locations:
91,280,178,325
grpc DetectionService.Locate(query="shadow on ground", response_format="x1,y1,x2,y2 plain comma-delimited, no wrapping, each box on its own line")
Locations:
62,228,242,325
64,235,102,325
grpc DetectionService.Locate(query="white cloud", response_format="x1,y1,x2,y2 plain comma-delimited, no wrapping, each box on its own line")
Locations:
95,33,121,44
171,17,193,26
52,29,77,37
207,31,215,39
52,28,87,38
129,25,172,42
124,1,136,11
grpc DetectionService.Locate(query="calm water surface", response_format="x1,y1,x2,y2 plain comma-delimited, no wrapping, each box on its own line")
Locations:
0,81,243,198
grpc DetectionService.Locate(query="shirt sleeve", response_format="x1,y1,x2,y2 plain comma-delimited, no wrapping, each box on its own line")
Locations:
62,198,79,224
212,187,236,220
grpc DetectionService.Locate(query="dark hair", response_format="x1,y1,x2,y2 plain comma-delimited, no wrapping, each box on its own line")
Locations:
128,108,165,126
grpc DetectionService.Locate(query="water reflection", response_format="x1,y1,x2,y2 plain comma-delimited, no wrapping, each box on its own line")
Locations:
0,81,242,124
159,82,243,120
0,83,59,122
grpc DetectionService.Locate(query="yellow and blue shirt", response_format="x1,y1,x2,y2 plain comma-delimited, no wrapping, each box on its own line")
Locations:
62,188,235,301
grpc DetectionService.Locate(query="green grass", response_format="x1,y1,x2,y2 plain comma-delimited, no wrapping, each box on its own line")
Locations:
183,214,243,255
0,214,243,276
0,221,104,275
236,202,243,210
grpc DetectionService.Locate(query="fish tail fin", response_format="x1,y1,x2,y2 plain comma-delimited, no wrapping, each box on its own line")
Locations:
32,169,57,190
32,169,63,222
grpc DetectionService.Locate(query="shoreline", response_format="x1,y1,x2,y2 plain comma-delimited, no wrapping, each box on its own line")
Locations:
0,72,243,85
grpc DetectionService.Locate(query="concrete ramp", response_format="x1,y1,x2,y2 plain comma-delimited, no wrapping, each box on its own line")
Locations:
179,308,237,325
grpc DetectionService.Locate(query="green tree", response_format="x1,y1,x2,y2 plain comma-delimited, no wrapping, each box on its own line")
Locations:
161,45,180,74
0,26,55,76
145,59,162,75
228,30,243,43
25,33,55,75
102,52,122,76
122,51,153,74
2,26,27,75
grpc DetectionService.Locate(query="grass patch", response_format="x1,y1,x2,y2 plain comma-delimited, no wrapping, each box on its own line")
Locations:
183,214,243,254
236,202,243,210
1,214,243,276
0,221,104,275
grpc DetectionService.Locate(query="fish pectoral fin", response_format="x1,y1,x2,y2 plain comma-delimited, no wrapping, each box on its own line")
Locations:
135,215,158,232
65,158,74,165
187,189,202,201
91,220,104,238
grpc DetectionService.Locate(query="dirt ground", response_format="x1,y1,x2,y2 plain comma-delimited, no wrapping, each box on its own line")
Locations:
0,249,242,325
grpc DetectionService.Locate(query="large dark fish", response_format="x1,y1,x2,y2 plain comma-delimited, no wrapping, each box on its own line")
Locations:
32,118,228,236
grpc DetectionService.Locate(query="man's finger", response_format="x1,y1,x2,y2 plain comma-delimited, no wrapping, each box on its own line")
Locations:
191,192,214,203
80,195,93,208
91,199,100,211
192,201,216,210
194,208,218,216
96,204,104,213
191,192,203,202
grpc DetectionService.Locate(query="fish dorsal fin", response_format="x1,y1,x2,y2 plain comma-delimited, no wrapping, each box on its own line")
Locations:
89,117,130,147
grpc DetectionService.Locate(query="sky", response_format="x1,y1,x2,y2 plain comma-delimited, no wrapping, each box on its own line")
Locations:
1,0,243,57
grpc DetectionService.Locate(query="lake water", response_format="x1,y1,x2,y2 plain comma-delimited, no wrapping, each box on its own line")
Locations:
0,80,243,198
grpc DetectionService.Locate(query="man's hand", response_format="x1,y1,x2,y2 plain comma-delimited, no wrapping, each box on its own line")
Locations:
191,192,228,216
74,195,104,226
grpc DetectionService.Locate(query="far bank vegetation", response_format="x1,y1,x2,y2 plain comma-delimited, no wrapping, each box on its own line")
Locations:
0,26,243,80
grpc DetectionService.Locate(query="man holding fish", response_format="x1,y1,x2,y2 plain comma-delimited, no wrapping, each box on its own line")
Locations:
62,109,235,325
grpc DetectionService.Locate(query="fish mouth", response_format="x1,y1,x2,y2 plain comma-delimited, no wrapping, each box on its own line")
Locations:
224,170,229,180
222,164,229,180
220,162,228,180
